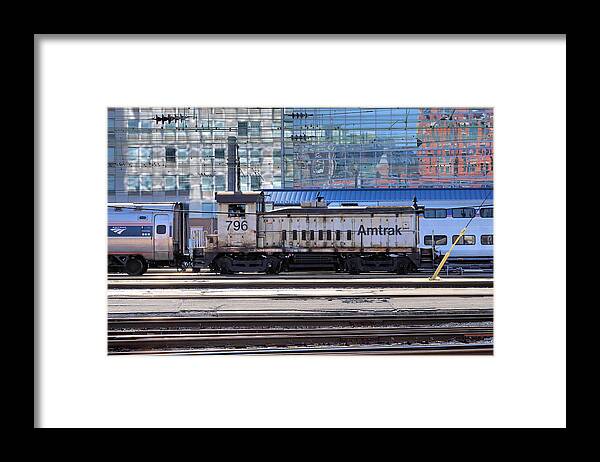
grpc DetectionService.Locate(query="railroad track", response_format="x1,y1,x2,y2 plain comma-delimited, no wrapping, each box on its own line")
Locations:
108,312,493,355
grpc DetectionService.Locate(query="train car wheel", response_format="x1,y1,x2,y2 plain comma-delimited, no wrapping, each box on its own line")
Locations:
125,257,145,276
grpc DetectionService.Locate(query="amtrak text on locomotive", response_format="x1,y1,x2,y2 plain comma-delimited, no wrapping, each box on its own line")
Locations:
356,225,405,236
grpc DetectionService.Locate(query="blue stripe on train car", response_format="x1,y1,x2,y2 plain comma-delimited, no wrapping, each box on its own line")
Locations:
108,225,153,237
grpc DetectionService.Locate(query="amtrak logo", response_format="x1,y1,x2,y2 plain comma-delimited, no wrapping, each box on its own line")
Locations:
110,227,127,235
357,224,407,236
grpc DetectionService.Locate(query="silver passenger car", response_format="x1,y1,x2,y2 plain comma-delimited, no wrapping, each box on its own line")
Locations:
107,202,188,275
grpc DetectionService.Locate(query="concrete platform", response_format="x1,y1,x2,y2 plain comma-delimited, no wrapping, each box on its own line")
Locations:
107,277,493,290
108,295,493,315
108,287,492,299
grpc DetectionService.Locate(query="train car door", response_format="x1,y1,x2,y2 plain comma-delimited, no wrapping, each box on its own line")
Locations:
153,214,171,261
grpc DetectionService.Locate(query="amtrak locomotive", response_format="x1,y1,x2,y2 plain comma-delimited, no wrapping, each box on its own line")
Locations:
108,202,189,275
196,191,425,275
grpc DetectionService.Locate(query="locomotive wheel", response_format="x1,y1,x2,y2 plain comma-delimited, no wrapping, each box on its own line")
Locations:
216,257,234,275
265,258,282,275
347,258,361,275
125,257,145,276
395,258,412,275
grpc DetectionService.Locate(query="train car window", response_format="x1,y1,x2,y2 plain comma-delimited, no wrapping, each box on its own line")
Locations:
292,230,298,240
310,230,315,240
336,230,341,241
452,208,475,219
282,230,286,241
156,225,167,235
326,230,332,241
347,230,352,240
301,230,306,240
424,235,447,246
318,230,323,240
228,204,246,218
480,208,494,218
452,234,476,245
424,208,447,218
481,234,494,245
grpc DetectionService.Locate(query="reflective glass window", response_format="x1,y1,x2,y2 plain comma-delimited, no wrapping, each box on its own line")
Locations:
140,175,152,192
178,175,190,191
127,147,138,162
164,175,176,191
424,208,447,218
165,147,176,163
481,234,494,245
126,176,139,191
139,148,152,163
215,175,226,191
452,208,476,219
424,235,447,245
480,208,493,218
452,234,476,245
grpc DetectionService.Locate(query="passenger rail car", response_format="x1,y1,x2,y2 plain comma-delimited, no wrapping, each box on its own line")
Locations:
108,202,189,275
420,206,493,264
195,192,425,275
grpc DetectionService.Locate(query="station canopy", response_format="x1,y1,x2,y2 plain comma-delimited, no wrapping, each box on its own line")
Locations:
263,188,494,207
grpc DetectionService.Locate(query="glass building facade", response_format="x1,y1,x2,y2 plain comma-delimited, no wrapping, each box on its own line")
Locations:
283,107,493,188
107,107,284,220
107,107,493,220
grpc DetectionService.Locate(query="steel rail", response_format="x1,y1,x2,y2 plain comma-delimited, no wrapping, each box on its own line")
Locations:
109,342,493,356
109,327,492,352
108,312,493,329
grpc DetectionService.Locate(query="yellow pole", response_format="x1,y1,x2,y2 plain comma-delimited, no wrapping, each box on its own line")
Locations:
429,227,466,281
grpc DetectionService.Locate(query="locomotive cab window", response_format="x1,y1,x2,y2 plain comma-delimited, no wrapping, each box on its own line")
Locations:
424,235,447,246
452,234,476,245
228,204,246,218
156,225,167,235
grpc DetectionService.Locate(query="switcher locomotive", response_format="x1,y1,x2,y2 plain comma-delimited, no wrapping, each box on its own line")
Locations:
193,191,426,275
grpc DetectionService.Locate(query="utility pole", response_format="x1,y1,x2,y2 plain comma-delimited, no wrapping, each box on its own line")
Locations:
227,136,238,191
280,108,286,189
